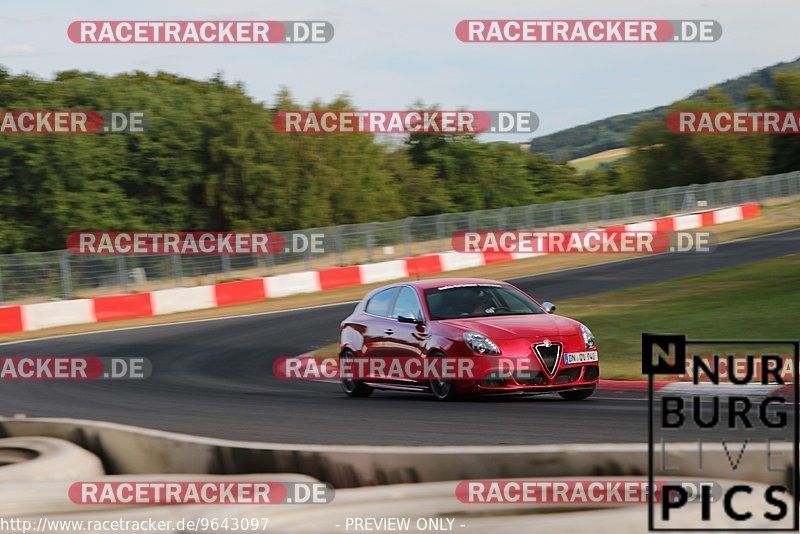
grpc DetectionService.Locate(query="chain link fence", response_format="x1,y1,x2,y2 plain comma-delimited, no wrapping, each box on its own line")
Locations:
2,170,799,304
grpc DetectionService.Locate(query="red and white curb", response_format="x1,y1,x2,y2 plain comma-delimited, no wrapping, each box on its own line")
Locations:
0,203,761,335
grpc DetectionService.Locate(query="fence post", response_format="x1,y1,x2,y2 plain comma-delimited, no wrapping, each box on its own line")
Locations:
60,252,73,299
221,254,231,276
172,255,182,283
645,190,655,215
305,230,313,270
402,218,412,257
333,227,343,266
756,178,766,202
117,256,127,293
499,207,509,229
365,223,374,263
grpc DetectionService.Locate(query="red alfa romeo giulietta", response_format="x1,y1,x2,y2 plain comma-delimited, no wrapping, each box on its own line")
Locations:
339,278,599,400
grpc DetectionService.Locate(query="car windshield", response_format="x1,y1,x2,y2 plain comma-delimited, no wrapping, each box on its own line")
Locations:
424,284,545,320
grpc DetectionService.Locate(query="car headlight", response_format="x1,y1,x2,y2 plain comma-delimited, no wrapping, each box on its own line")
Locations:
580,323,596,350
463,331,502,355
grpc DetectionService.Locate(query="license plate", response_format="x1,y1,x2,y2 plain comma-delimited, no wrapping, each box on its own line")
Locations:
564,351,599,364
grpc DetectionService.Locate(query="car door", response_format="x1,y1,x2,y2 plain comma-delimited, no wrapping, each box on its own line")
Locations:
361,287,400,382
385,286,428,384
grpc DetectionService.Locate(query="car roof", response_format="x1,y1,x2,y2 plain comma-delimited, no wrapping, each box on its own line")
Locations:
402,278,509,290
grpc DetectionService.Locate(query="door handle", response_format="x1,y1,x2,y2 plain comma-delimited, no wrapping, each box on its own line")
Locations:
384,329,394,335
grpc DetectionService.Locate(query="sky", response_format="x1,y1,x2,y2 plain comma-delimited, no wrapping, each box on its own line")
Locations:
0,0,797,142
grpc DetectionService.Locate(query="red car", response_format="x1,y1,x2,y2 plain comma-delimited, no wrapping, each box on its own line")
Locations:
338,278,599,400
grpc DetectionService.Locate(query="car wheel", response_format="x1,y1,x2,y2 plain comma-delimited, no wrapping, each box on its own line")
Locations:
558,387,595,401
428,351,458,401
340,349,373,397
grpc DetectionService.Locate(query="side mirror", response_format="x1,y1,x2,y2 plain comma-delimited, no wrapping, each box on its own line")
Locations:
397,313,423,325
542,302,556,314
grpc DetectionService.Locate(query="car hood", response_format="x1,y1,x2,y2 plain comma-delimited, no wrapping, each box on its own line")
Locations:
439,314,582,340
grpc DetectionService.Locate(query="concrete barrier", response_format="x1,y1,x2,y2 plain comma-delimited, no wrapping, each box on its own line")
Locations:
0,437,104,482
359,260,408,284
21,300,95,330
0,420,794,533
0,418,792,490
151,286,215,316
0,203,765,336
439,251,484,271
264,272,320,298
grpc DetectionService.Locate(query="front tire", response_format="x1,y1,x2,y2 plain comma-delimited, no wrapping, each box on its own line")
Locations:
429,351,458,401
340,349,373,398
558,387,595,401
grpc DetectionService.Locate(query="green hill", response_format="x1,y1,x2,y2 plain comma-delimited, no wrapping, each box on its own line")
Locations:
529,57,800,161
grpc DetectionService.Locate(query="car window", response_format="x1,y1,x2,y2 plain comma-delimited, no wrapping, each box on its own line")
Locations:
365,287,398,317
424,284,544,320
391,286,422,320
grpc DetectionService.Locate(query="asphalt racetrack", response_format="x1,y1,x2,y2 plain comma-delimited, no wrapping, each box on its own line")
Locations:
0,229,798,445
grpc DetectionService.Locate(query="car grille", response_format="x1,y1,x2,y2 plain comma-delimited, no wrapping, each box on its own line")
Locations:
533,342,562,375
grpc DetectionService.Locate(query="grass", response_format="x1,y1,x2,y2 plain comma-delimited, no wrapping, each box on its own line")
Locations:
310,253,800,380
567,148,630,173
553,253,800,378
